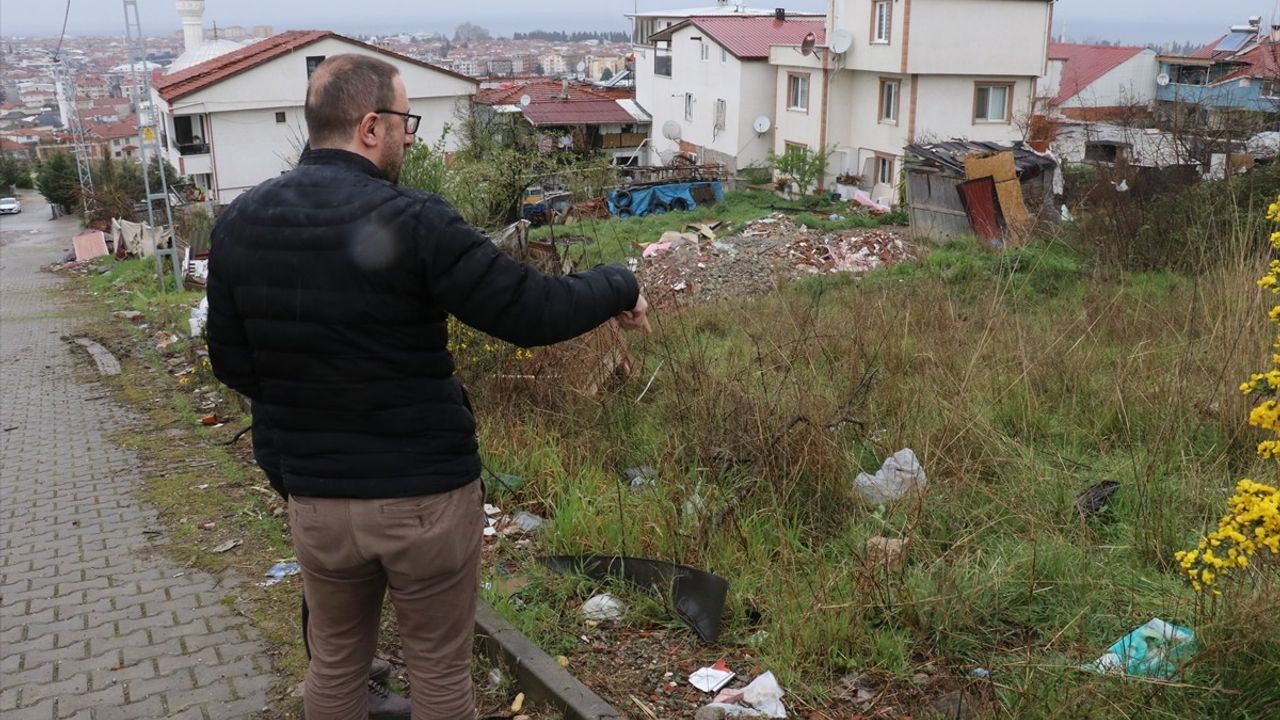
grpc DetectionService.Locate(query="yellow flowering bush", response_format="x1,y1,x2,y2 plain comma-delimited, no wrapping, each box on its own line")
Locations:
1176,194,1280,592
446,316,533,370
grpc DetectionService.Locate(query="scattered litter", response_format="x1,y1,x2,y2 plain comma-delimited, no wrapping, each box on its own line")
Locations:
510,692,525,713
713,687,744,705
189,296,209,337
511,511,545,533
72,231,110,262
642,231,699,258
199,521,216,530
209,539,242,553
193,484,210,490
543,555,728,642
729,671,786,718
257,561,302,587
486,667,505,688
154,332,180,353
113,310,144,323
482,468,525,494
1075,480,1119,519
556,655,570,668
580,593,627,621
853,448,927,504
483,526,498,538
850,189,891,214
689,662,736,693
622,466,657,491
640,212,913,310
172,571,185,578
1082,618,1195,679
200,414,223,426
970,667,991,678
484,503,502,517
864,536,907,571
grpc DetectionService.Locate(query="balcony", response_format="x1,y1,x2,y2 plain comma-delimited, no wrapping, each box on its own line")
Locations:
177,141,209,156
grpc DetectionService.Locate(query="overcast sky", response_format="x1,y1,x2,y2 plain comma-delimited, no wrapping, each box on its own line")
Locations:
1,1,1273,46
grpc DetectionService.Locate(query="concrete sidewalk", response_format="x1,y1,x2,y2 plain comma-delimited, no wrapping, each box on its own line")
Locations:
1,193,274,719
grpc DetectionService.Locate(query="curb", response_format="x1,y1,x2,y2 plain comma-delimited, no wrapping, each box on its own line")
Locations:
475,601,623,720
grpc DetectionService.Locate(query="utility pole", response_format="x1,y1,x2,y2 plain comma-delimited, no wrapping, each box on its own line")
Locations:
51,59,96,218
122,0,181,291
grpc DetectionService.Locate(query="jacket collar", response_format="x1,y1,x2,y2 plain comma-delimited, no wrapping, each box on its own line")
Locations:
299,148,389,182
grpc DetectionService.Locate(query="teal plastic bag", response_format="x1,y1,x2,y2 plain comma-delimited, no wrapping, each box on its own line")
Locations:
1082,618,1196,679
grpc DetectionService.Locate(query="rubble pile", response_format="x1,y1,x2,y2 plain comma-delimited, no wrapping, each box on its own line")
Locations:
638,213,916,308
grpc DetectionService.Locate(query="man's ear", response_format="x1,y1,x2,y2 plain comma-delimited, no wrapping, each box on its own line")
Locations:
356,112,380,148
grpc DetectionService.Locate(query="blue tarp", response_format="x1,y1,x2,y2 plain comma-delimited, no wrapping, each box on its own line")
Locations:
607,181,724,218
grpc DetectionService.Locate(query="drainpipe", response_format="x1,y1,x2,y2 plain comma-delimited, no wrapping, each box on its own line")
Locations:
818,50,830,192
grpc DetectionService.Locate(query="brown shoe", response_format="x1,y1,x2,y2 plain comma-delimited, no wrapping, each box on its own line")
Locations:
367,678,411,719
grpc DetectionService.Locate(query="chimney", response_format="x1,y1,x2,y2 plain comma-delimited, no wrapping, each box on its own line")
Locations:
775,8,786,21
1272,24,1280,43
176,1,205,54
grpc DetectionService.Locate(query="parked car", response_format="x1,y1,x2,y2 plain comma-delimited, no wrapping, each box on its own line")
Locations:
0,197,20,214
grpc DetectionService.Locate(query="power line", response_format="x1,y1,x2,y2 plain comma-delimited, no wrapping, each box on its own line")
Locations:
54,0,72,59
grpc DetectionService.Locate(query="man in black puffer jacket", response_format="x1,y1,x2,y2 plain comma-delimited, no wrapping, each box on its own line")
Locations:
207,54,649,720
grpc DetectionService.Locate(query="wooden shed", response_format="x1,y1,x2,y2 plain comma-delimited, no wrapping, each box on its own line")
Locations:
904,141,1059,246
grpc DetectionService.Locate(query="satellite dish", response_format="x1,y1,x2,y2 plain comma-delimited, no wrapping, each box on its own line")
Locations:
519,94,531,107
662,120,682,141
1156,73,1170,87
829,29,853,55
800,32,817,57
752,115,771,134
576,60,586,73
558,134,573,148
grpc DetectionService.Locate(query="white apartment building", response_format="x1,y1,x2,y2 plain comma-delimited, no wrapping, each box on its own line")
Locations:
647,16,826,171
151,31,476,204
770,0,1052,201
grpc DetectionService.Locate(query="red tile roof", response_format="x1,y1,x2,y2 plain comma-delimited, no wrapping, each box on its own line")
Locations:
684,17,826,60
475,80,613,106
1191,34,1227,59
1048,43,1146,105
86,117,140,141
154,30,475,102
1213,41,1280,83
520,99,634,127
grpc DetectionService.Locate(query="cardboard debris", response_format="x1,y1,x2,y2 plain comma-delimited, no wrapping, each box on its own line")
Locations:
965,151,1029,246
72,231,110,262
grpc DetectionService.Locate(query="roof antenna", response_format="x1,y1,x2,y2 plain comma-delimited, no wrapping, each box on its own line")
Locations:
212,20,219,41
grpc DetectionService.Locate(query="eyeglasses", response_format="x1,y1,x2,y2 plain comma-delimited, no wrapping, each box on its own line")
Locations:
374,109,421,135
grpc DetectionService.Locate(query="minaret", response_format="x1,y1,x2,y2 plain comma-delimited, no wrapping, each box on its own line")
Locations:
176,1,205,53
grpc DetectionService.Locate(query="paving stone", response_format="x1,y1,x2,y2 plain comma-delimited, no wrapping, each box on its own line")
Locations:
0,211,273,719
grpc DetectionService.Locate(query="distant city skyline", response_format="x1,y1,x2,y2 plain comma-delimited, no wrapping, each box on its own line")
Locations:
1,1,1274,47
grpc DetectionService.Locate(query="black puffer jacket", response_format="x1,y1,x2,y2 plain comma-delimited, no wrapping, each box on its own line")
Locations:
207,149,639,499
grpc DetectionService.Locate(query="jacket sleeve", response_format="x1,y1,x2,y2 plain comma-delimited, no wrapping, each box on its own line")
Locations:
414,195,640,348
206,218,261,400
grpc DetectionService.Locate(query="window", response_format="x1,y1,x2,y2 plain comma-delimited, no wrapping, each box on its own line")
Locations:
873,1,892,44
879,79,899,124
787,73,810,111
306,55,326,78
275,111,286,123
655,44,673,77
701,42,709,61
877,156,894,185
974,83,1012,122
721,47,728,63
684,93,694,121
1262,79,1280,99
714,99,726,133
784,141,807,161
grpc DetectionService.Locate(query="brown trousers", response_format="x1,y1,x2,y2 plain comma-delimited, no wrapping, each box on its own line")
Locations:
288,481,483,720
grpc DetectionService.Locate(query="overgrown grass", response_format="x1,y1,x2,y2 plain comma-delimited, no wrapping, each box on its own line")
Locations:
469,228,1280,717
